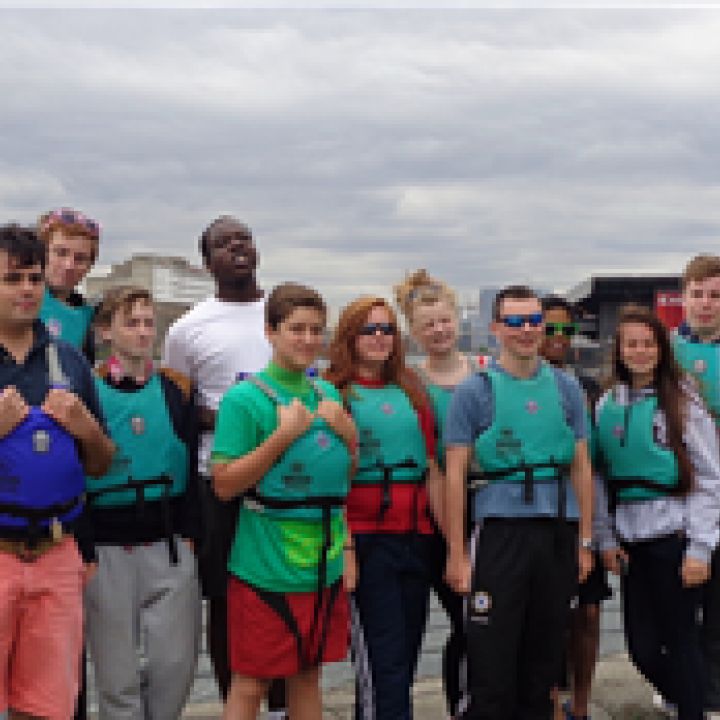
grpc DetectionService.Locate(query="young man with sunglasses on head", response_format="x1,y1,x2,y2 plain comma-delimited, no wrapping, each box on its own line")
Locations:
37,208,100,362
541,296,609,720
444,285,593,719
0,224,114,720
673,254,720,715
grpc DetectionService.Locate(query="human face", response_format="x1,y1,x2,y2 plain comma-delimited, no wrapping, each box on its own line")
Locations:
619,321,659,380
491,297,544,361
411,300,458,356
268,306,325,373
106,300,156,363
355,305,396,369
0,251,44,329
683,276,720,341
540,307,573,367
205,219,258,285
45,229,95,294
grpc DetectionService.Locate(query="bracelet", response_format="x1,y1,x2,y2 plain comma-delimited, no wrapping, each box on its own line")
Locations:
579,537,593,551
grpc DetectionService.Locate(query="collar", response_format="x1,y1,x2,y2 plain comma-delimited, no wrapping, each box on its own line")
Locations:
265,361,311,395
0,320,50,363
102,355,154,389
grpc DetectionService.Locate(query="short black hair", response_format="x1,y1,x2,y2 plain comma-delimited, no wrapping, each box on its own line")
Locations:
541,294,576,321
198,215,251,263
0,223,46,269
492,285,538,321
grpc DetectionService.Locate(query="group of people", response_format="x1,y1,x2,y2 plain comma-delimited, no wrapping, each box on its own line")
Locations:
1,208,720,720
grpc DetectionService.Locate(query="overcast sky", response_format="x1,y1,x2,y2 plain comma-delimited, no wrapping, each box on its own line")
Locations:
1,8,720,310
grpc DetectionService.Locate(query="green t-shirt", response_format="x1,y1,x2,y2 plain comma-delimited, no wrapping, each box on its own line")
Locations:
212,362,347,592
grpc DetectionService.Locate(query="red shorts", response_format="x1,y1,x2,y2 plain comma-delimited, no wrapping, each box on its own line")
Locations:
227,576,349,678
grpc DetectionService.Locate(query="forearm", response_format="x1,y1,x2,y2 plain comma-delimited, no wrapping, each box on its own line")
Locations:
212,428,293,500
445,446,470,555
425,460,446,536
570,440,593,541
80,426,115,477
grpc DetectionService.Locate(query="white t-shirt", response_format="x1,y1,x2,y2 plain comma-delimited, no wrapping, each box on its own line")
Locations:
162,295,271,475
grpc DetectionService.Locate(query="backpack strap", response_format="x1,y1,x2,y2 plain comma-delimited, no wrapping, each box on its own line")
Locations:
46,342,70,389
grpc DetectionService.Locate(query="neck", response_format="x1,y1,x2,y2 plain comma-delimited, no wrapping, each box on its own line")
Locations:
692,325,720,344
356,361,384,381
0,322,35,362
216,277,263,304
498,349,539,379
631,371,654,390
48,284,72,303
113,350,151,383
271,355,306,376
425,349,463,373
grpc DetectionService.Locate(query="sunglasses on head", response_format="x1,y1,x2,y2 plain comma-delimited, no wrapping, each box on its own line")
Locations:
499,313,543,329
43,208,100,239
545,322,577,338
359,322,396,336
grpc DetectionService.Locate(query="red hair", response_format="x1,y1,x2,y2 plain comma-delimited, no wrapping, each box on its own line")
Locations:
324,296,426,411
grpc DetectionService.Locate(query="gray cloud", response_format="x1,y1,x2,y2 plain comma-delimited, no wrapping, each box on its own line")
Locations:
1,9,720,310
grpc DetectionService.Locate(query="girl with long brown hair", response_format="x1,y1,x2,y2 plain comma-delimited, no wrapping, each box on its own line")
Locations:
324,296,441,720
594,305,720,720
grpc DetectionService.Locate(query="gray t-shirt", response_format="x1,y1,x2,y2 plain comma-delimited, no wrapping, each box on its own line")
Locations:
445,358,587,520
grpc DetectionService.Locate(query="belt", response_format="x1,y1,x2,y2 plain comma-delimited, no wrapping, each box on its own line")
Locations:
0,536,62,562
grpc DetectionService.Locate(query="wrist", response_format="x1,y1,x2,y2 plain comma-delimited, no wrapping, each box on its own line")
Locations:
579,537,593,551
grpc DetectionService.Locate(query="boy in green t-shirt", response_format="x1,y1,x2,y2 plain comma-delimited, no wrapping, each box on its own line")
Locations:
212,282,356,720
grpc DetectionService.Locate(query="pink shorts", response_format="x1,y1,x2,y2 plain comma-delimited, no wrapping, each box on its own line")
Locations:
0,537,84,720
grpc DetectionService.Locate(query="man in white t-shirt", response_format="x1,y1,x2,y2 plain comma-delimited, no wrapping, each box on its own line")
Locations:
163,216,286,714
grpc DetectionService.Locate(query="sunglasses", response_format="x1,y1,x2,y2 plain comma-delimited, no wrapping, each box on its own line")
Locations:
42,208,100,239
545,322,577,337
358,322,396,336
499,313,543,329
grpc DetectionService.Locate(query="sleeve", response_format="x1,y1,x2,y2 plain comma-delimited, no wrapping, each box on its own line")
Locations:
558,372,588,441
162,321,192,379
211,387,260,463
683,395,720,563
445,375,485,447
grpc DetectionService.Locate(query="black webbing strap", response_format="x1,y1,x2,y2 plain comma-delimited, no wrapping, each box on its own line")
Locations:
87,475,178,564
607,475,678,514
0,495,83,548
355,458,424,520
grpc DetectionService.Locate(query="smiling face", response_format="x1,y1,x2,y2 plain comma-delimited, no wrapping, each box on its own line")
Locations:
619,321,660,380
683,275,720,341
204,218,258,285
540,306,572,367
0,250,44,329
45,229,95,295
355,304,396,369
411,299,458,356
268,305,326,373
491,296,544,362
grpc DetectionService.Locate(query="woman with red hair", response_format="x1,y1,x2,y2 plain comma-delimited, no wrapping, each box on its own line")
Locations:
325,296,441,720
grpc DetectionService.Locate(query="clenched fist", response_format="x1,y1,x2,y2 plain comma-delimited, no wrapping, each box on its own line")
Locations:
42,388,99,443
0,386,30,439
277,399,314,444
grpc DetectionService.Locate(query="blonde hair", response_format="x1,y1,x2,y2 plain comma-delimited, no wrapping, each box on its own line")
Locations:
394,269,457,325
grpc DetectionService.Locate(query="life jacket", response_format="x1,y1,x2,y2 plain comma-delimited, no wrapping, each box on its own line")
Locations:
0,343,85,543
86,372,189,563
673,334,720,424
348,383,428,520
241,374,351,670
39,287,94,350
472,362,576,518
595,387,679,508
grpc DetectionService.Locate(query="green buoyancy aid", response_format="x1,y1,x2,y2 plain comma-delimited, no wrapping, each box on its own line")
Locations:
87,374,188,508
595,390,679,505
473,363,576,506
349,383,428,485
673,334,720,424
245,376,351,522
39,288,94,349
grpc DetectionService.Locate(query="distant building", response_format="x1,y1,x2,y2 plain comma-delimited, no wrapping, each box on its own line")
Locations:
86,254,214,356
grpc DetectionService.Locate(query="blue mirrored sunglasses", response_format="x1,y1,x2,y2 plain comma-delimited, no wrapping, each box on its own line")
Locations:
499,313,543,329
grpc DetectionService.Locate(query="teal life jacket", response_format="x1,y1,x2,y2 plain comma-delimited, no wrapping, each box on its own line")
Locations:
472,362,576,517
348,383,428,518
39,287,94,350
0,343,85,542
242,375,351,523
673,334,720,424
87,373,189,563
595,387,679,507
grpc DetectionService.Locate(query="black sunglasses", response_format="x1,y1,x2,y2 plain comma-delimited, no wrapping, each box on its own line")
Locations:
358,322,396,336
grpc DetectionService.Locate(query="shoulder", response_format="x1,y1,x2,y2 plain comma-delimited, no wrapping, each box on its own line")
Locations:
548,365,583,402
159,367,193,402
166,298,216,334
55,339,93,379
455,369,491,398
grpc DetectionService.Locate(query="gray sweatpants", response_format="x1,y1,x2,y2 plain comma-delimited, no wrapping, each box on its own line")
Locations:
85,539,202,720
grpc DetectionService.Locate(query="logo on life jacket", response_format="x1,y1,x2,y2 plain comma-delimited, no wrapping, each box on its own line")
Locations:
46,318,62,338
695,359,707,374
495,428,522,458
316,430,330,450
130,416,145,436
612,424,625,439
359,428,381,456
32,429,51,453
380,403,395,415
284,462,312,490
526,400,539,414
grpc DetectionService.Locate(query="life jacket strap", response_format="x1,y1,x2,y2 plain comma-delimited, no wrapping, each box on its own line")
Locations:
606,475,679,513
0,494,84,547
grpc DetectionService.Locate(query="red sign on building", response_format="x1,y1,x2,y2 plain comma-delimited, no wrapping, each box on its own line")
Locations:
655,291,683,330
